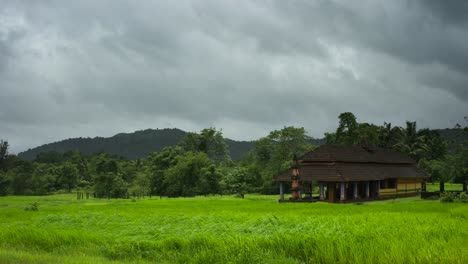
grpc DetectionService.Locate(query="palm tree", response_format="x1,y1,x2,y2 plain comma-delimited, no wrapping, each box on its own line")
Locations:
379,122,402,148
393,121,429,161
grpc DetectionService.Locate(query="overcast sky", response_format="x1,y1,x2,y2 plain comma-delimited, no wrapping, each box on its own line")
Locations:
1,0,467,154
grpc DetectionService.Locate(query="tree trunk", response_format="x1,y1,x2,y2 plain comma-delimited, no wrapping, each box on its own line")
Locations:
439,181,445,193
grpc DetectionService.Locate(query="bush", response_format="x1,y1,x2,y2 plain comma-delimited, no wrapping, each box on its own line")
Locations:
456,192,468,203
440,192,468,203
440,192,456,203
24,202,39,211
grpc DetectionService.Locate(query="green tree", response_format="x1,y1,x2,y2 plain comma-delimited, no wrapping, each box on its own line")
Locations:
378,122,402,148
223,167,257,198
0,171,10,196
164,152,213,197
197,164,222,196
35,151,63,164
335,112,359,145
129,172,151,198
327,113,379,145
416,129,448,161
249,126,314,194
0,140,8,169
394,121,429,161
93,172,128,198
356,123,381,146
9,160,34,195
146,146,184,197
180,128,229,162
31,163,58,195
57,162,79,192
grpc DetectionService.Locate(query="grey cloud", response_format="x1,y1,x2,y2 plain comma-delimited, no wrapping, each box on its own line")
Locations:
419,0,468,25
0,0,467,153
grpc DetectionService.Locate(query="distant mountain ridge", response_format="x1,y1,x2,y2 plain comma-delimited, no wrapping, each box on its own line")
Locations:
18,128,286,161
17,128,464,161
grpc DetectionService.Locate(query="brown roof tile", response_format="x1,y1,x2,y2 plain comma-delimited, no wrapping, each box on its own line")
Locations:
299,145,415,164
273,163,428,182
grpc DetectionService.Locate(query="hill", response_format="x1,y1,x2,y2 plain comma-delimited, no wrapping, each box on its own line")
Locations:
18,128,325,161
17,128,465,161
17,128,258,160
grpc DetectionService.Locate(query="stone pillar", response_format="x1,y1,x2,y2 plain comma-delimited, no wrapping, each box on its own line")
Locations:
340,182,345,201
319,183,324,200
279,182,284,201
376,180,380,198
365,181,370,198
353,182,358,199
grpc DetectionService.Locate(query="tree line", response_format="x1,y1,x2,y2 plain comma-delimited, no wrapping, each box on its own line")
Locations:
0,113,467,198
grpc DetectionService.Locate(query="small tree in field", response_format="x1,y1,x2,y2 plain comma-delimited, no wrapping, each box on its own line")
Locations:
224,167,256,198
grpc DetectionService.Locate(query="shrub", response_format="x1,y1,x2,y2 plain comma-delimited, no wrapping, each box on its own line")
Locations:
24,202,39,211
440,192,456,203
456,192,468,203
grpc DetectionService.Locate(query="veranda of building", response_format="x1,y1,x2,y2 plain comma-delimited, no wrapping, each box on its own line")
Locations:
273,144,429,203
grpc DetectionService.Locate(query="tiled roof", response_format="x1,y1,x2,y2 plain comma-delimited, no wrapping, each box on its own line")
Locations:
273,163,428,182
274,145,428,182
299,145,415,164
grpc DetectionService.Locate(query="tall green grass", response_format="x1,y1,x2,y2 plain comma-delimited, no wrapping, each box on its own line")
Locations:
0,195,467,263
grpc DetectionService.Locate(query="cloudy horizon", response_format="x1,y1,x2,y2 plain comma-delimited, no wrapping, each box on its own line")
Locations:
1,0,467,154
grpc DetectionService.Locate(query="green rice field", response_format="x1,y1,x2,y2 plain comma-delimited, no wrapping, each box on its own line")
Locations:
426,182,464,192
0,194,467,264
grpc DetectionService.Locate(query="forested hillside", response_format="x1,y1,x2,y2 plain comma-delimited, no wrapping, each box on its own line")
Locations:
1,113,467,198
18,128,324,160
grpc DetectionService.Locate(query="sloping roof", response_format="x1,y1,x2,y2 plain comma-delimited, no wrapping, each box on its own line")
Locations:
273,163,428,182
273,145,428,182
299,145,415,164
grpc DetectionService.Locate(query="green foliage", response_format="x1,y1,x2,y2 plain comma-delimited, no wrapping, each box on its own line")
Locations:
93,172,128,199
56,162,79,192
128,172,151,197
0,121,464,199
439,192,457,203
335,112,358,145
326,113,449,163
0,140,8,169
355,122,381,146
440,192,468,203
197,165,222,196
180,127,229,163
146,147,184,197
0,171,10,196
31,163,57,195
164,152,214,197
457,192,468,203
378,122,402,148
23,202,39,211
247,126,314,194
35,151,64,164
223,167,257,198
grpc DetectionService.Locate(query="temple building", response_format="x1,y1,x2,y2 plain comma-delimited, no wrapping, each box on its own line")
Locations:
273,144,428,202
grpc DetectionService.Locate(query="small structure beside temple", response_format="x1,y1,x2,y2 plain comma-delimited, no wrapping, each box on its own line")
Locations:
274,144,428,203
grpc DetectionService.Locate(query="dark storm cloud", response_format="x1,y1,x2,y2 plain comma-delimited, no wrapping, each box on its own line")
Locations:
419,0,468,25
0,0,467,153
